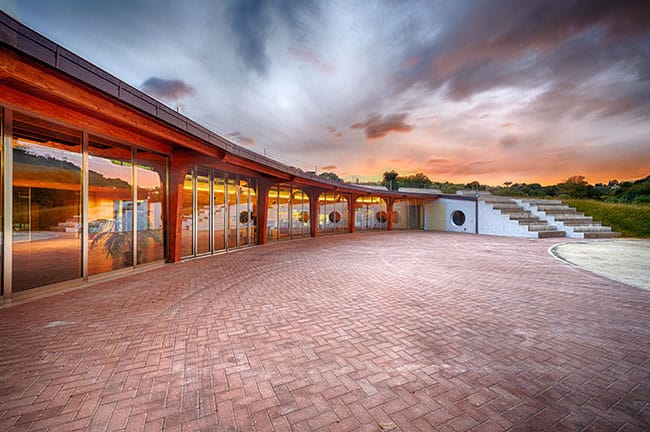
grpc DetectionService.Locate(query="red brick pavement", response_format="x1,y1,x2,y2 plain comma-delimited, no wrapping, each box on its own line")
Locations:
0,232,648,431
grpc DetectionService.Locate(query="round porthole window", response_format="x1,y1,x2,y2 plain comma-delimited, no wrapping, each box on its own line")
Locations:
375,211,387,223
451,210,466,227
329,211,341,223
296,211,310,223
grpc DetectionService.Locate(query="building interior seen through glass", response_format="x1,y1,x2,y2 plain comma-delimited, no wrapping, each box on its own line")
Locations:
267,185,310,241
394,198,425,229
354,196,388,230
318,192,348,234
181,167,257,258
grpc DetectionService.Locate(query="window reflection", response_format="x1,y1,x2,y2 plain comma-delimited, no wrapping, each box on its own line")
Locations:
292,190,309,238
12,113,82,290
136,150,166,263
181,172,193,257
239,178,250,246
87,136,132,274
195,167,210,255
213,173,226,251
227,177,238,247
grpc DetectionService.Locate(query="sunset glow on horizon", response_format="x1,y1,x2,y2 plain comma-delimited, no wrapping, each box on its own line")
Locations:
4,0,649,186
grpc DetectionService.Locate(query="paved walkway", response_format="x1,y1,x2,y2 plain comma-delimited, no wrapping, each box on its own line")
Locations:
551,240,650,291
0,232,648,431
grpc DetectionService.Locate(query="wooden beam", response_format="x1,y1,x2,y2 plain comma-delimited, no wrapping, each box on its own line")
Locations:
0,83,174,155
0,49,222,157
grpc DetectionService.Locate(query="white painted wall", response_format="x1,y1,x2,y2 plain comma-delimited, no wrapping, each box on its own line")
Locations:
477,201,536,237
424,198,477,233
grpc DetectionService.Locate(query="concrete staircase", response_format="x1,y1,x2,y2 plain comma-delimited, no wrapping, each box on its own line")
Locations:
481,196,566,238
518,199,621,239
50,215,81,233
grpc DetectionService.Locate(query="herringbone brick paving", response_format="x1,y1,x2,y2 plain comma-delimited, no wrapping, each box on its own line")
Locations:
0,232,648,431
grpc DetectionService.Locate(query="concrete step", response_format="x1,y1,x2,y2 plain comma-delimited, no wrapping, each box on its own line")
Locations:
516,218,548,224
491,204,522,211
527,224,557,231
538,208,577,215
525,199,563,205
504,212,535,218
538,230,566,238
482,197,516,203
572,226,612,233
559,218,597,226
583,231,622,239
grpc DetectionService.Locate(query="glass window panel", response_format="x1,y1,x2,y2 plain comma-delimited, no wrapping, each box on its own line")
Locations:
292,189,309,238
267,187,279,241
277,186,291,240
227,177,238,247
335,194,348,233
180,171,193,257
87,135,133,275
12,113,82,291
136,149,167,263
239,178,250,246
195,167,210,254
213,172,226,251
249,179,257,245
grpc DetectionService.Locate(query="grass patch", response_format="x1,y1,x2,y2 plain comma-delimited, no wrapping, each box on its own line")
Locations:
565,199,650,238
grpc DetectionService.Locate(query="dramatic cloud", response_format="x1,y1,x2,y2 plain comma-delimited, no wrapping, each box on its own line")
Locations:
396,0,650,112
227,132,256,147
320,164,337,170
325,126,343,139
350,113,414,139
10,1,650,184
226,0,318,75
140,77,194,101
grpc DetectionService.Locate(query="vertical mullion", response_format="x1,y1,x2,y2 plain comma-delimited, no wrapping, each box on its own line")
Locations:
224,173,229,249
209,169,213,253
2,108,12,296
81,131,89,280
289,187,293,239
192,169,197,256
165,157,170,262
131,147,137,267
246,180,251,245
235,176,240,247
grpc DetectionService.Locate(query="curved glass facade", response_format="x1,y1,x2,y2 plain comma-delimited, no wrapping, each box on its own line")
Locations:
267,185,310,241
181,168,257,258
318,192,348,234
355,196,387,231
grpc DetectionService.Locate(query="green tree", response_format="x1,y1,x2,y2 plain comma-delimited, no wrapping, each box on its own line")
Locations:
558,175,594,199
398,172,433,188
382,170,399,190
318,171,343,182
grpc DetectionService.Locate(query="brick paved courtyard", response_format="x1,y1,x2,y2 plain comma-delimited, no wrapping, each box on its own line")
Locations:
0,232,648,431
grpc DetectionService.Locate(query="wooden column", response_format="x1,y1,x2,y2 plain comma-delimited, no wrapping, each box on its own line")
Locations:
386,197,395,231
168,153,194,262
256,178,276,245
309,191,320,238
348,195,357,233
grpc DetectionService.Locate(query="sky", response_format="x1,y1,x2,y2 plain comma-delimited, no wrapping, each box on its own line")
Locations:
2,0,650,185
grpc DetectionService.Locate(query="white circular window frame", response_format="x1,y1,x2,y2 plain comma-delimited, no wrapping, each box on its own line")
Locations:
450,209,466,227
